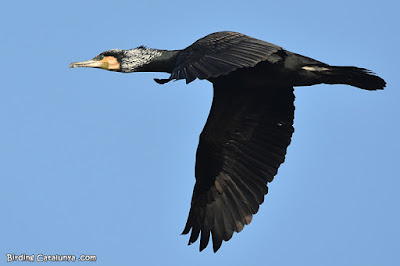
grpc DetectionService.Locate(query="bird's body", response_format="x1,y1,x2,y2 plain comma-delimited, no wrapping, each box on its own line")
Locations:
70,31,385,252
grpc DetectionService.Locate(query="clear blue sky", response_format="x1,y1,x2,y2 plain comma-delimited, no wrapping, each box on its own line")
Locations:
1,0,399,265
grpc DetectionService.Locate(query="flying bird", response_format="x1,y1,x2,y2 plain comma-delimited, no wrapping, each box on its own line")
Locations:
70,31,385,252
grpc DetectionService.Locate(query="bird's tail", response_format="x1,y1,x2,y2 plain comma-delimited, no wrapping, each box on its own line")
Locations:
320,66,386,90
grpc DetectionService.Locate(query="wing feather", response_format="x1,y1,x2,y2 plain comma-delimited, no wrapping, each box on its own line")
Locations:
182,77,295,252
168,31,282,83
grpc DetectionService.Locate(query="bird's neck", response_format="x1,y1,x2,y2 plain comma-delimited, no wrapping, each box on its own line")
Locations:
127,48,180,74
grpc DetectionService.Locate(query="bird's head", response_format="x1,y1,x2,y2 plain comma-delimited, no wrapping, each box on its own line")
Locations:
69,49,124,72
70,47,163,73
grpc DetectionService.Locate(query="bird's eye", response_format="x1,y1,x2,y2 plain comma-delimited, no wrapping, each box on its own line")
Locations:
99,55,104,60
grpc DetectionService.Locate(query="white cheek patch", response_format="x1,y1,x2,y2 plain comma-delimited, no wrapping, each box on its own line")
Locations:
302,66,330,71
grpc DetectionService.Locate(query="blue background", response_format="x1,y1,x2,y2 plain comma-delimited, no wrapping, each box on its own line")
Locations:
1,0,399,265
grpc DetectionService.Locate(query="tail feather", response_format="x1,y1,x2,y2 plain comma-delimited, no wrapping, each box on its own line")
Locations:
323,66,386,90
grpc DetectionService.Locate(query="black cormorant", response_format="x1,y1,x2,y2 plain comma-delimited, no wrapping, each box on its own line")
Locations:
70,31,385,252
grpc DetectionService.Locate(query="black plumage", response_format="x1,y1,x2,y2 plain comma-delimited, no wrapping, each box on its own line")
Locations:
184,82,295,252
70,31,385,252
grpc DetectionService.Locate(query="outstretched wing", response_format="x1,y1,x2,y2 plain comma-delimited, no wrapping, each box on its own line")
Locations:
182,78,295,252
165,31,282,84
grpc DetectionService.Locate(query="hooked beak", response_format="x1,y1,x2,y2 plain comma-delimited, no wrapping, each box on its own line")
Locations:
69,59,108,69
69,56,120,71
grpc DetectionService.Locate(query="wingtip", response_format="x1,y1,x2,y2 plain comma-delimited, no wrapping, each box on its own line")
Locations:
212,240,222,253
213,246,221,253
